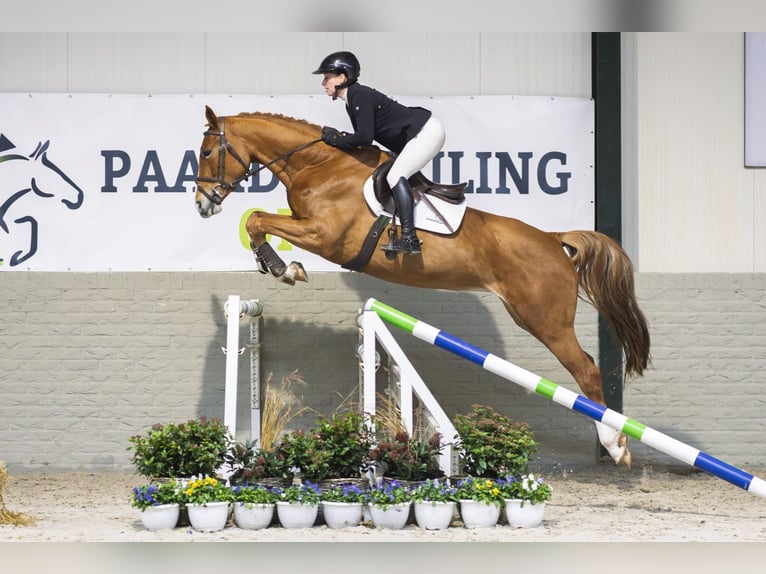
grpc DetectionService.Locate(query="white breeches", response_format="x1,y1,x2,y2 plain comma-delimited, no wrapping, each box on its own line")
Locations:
386,116,446,187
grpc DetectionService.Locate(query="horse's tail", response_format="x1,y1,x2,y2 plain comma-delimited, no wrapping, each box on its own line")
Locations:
557,230,651,378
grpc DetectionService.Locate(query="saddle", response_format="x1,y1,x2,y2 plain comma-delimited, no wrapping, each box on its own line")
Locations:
371,158,467,206
342,158,467,272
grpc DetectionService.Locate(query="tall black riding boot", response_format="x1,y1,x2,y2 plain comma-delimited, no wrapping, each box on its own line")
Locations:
384,176,421,255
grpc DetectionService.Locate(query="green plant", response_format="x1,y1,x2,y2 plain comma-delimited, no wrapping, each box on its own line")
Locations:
277,481,321,505
453,404,537,478
369,430,444,482
410,478,458,504
367,479,412,510
497,473,552,505
274,429,315,478
231,484,278,507
130,482,181,510
127,417,231,479
225,439,290,485
181,476,232,505
320,482,368,504
312,411,375,479
454,476,505,507
275,411,375,480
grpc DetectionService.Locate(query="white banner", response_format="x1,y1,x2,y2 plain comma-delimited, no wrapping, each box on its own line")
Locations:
0,94,593,271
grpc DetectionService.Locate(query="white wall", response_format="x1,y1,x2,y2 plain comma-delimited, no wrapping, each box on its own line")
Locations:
623,32,766,272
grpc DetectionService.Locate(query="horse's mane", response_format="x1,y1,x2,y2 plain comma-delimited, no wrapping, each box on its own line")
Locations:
235,111,319,130
232,111,383,167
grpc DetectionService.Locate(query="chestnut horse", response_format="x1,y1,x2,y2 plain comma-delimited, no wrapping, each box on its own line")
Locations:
194,106,650,467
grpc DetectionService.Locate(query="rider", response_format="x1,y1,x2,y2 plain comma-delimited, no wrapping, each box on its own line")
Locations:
313,51,446,255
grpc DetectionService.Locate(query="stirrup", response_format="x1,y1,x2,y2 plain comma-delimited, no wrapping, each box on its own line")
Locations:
381,235,422,256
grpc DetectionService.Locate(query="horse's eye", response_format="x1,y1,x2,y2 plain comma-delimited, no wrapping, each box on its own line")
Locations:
202,149,212,159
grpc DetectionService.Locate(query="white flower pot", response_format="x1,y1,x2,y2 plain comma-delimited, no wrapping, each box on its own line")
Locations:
233,502,275,530
186,501,230,532
321,501,364,529
504,499,545,528
414,501,455,530
368,502,411,530
276,501,318,528
139,503,180,530
459,499,500,528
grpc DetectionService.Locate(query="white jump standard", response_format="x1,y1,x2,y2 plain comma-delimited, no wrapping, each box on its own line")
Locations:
364,297,766,500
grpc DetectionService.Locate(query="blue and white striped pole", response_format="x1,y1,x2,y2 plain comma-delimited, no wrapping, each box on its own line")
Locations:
364,297,766,499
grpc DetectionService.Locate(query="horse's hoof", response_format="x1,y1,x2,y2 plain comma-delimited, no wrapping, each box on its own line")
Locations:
288,262,308,283
617,448,632,469
616,433,632,469
595,422,632,468
277,263,308,286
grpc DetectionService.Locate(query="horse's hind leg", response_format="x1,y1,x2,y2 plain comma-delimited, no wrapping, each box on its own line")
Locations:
501,297,631,468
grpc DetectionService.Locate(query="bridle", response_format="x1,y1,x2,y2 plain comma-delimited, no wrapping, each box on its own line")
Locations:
195,116,321,206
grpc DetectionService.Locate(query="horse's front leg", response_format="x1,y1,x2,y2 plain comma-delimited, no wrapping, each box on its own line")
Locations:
246,211,313,286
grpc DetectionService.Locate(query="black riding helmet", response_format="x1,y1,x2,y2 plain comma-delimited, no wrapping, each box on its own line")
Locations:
312,51,360,97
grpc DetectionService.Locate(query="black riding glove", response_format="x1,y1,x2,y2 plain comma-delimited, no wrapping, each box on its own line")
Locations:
321,126,343,146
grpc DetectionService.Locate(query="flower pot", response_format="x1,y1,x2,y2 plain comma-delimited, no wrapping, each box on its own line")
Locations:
459,499,500,529
276,501,318,528
504,499,545,528
186,501,230,532
414,501,455,530
321,501,364,529
368,502,411,530
139,503,180,531
233,502,275,530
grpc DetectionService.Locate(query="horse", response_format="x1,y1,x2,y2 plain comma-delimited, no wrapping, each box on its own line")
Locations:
194,105,651,468
0,138,84,267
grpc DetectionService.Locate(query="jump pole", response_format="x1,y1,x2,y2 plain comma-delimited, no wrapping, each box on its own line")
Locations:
364,298,766,499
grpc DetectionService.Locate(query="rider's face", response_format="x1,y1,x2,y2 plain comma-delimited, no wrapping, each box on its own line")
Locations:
321,72,347,98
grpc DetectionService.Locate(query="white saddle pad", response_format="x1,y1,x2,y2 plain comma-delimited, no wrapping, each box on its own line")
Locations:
363,176,467,235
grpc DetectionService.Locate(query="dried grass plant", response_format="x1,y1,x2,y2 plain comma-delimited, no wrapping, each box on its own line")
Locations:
0,461,36,526
334,385,434,444
260,370,317,451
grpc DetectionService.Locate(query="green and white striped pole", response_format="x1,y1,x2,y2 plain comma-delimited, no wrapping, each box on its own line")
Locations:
364,298,766,499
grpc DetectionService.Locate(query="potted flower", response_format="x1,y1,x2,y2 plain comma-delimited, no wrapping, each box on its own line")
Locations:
320,482,368,529
367,479,412,530
181,476,233,532
131,482,181,530
498,473,552,528
453,404,537,478
231,484,278,530
368,430,444,483
128,417,232,480
454,476,504,529
410,478,458,530
275,481,321,528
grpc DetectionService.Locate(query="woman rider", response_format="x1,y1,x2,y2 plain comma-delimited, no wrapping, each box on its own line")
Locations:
313,51,446,255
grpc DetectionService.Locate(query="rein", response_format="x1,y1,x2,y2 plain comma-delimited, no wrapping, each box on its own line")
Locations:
195,116,321,205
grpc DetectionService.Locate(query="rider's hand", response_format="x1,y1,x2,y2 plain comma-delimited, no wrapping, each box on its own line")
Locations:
321,126,342,146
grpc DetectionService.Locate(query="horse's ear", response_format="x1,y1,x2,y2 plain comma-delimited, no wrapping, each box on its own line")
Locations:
205,105,219,131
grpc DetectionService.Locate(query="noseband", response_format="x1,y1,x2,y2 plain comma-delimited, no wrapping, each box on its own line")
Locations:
195,116,321,206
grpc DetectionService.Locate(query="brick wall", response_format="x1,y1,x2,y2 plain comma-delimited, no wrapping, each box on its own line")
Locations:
1,272,764,473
